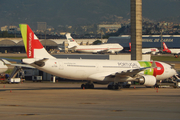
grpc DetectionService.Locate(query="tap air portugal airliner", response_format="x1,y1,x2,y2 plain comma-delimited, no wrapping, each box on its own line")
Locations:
163,42,180,57
129,43,159,55
19,24,177,89
66,33,123,54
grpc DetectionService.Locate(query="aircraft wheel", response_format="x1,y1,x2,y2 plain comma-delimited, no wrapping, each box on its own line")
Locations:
90,84,94,89
125,84,131,88
81,84,85,89
112,85,116,90
107,85,112,89
115,85,121,90
154,84,159,88
117,85,121,89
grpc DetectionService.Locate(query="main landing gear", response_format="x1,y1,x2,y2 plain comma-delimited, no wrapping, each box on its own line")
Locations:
81,83,94,89
107,82,131,90
108,84,121,90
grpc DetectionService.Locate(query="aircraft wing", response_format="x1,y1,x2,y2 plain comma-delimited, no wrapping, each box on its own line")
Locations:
108,68,147,78
1,59,35,68
111,61,157,77
88,62,157,81
96,48,109,53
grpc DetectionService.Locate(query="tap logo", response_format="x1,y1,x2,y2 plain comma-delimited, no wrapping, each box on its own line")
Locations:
68,38,75,42
138,61,164,77
28,32,32,57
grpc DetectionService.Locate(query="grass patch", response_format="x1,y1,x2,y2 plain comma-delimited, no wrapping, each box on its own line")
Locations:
151,56,180,61
5,69,13,74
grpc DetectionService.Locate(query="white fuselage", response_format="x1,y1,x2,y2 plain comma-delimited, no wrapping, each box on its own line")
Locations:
75,43,123,53
27,59,175,82
142,48,159,54
169,49,180,54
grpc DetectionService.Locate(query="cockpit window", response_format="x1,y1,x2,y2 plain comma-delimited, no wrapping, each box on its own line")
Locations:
157,67,161,70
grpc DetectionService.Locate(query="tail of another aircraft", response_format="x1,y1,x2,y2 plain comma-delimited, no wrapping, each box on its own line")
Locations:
162,42,171,53
19,24,55,59
163,42,168,50
129,42,131,52
66,33,79,48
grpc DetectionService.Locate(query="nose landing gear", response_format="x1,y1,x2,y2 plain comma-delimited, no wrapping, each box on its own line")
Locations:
81,83,94,89
108,84,121,90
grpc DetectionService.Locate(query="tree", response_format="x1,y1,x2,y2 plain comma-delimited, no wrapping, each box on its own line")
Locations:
92,40,102,45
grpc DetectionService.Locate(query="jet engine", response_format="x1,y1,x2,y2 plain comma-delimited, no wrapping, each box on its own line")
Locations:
109,50,115,54
138,75,156,86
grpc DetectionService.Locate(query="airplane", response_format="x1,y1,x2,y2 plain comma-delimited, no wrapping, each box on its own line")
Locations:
0,60,8,73
19,24,177,89
163,42,180,57
66,33,123,54
129,42,160,55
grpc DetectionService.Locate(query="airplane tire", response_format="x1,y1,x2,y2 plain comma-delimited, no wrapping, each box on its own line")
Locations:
125,85,131,88
81,84,85,89
115,85,121,90
112,85,116,90
108,85,112,89
90,84,94,89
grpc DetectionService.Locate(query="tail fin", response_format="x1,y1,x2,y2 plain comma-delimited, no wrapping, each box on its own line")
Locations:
19,24,55,59
66,33,79,48
129,42,131,52
163,42,168,50
162,42,171,53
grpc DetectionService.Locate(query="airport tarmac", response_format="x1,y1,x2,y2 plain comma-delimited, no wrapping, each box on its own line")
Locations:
0,82,180,120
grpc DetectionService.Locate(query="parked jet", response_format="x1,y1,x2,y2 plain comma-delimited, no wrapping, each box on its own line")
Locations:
19,24,177,89
163,42,180,57
66,33,123,54
129,43,159,55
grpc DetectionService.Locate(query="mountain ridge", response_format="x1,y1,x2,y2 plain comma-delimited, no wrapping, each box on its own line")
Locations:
0,0,180,29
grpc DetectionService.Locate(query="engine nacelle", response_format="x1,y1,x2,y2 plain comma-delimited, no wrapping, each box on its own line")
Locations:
138,75,156,86
109,51,115,54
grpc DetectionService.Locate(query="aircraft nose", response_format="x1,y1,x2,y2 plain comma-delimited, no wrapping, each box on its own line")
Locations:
171,68,177,76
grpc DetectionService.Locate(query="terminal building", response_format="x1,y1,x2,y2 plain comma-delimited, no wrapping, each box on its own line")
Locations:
108,35,180,51
0,35,180,54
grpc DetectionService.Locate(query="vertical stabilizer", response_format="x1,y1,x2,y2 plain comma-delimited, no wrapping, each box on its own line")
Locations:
163,42,168,50
66,33,79,48
163,42,171,53
19,24,55,59
129,42,131,52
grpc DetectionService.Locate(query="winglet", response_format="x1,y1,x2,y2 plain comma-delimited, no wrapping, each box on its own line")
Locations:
151,61,157,68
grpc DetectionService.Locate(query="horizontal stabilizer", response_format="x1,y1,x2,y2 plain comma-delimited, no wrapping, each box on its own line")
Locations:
1,59,34,68
22,58,49,67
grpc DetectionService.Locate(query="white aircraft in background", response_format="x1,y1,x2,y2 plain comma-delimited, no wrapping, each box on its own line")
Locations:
163,42,180,57
129,43,159,55
19,24,177,89
66,33,123,54
0,60,8,73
